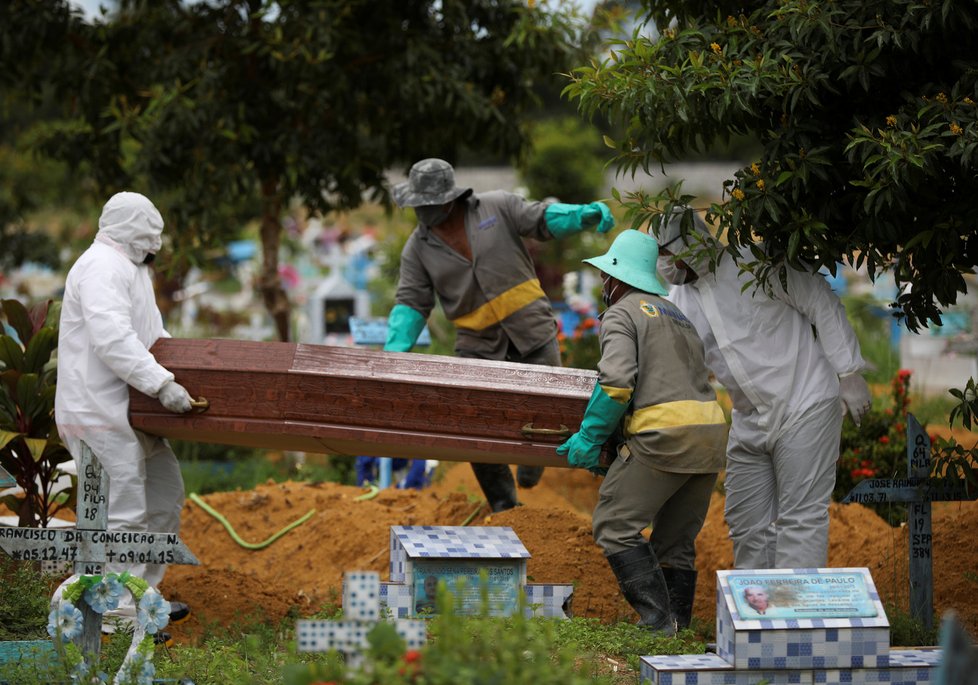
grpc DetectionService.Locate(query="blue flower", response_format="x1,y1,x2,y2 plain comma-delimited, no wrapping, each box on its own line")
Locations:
83,577,124,614
47,601,84,641
136,589,170,634
70,660,108,684
118,654,155,685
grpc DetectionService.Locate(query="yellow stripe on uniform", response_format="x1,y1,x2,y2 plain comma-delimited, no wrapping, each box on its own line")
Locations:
600,384,633,404
451,278,547,331
626,400,726,434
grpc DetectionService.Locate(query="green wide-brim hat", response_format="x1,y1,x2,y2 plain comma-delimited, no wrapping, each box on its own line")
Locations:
583,229,669,296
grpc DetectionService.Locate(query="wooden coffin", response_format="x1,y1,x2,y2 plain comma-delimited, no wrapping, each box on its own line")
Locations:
128,338,600,468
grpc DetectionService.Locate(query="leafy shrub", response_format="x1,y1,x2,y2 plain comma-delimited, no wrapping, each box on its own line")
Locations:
0,556,57,641
835,370,913,525
518,117,607,204
0,297,74,527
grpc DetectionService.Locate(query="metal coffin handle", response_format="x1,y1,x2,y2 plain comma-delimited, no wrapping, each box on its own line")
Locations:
189,397,210,413
521,423,571,438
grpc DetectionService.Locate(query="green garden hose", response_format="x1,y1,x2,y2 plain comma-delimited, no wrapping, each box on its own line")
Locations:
354,484,381,501
189,492,315,551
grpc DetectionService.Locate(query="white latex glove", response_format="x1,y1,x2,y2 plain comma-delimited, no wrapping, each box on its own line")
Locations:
839,373,872,425
158,380,193,414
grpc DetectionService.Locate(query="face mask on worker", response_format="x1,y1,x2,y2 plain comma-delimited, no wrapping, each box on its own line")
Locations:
415,202,454,227
601,273,621,308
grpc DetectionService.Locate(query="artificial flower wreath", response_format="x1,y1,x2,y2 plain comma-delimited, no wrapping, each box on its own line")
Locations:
47,572,170,685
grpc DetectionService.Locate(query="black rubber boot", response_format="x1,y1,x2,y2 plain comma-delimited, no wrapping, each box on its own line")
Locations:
169,600,191,624
516,465,545,488
662,567,697,630
606,545,676,635
471,462,520,512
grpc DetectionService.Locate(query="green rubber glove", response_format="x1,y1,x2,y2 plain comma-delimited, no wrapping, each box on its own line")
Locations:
544,202,616,238
384,304,426,352
556,383,628,472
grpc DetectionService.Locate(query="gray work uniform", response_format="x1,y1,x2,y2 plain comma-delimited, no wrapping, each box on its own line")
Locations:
591,290,728,568
394,190,559,361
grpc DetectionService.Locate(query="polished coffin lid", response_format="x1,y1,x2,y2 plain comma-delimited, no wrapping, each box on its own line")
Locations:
128,338,599,467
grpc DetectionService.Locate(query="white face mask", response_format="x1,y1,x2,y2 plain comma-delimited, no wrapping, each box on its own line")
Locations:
657,255,687,285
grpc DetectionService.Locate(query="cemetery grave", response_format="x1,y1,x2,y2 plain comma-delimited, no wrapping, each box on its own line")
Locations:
134,460,978,648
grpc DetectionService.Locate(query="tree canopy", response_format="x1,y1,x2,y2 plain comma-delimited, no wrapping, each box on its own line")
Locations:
566,0,978,331
3,0,590,339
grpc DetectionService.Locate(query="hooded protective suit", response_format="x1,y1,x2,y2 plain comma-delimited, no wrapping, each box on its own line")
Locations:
55,192,192,626
654,212,870,569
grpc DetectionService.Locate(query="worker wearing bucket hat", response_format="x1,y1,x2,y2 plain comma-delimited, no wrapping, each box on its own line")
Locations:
384,158,615,513
558,229,728,633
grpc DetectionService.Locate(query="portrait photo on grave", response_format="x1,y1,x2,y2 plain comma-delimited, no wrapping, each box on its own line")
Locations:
729,571,878,620
412,559,521,618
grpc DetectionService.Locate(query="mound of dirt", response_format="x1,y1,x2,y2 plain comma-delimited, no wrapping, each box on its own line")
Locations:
161,461,978,646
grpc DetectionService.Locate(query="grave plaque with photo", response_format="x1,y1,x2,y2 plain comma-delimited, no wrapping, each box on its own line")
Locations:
716,567,890,671
412,558,522,617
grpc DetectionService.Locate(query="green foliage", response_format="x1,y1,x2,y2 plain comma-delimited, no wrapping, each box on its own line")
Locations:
835,370,914,525
5,0,591,340
287,584,617,685
0,297,74,527
519,117,608,203
172,443,360,494
0,557,55,641
0,565,708,685
566,1,978,332
841,294,900,385
550,616,705,671
885,602,940,647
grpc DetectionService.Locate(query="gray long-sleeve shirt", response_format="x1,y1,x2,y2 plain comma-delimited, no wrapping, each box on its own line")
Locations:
394,190,558,359
598,290,728,473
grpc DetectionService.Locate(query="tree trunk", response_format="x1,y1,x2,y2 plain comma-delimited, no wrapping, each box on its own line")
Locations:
258,177,291,342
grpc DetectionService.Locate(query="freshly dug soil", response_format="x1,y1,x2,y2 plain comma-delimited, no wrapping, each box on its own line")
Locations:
160,460,978,646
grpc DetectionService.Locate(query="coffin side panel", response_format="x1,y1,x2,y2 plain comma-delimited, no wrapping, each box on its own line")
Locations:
128,339,599,467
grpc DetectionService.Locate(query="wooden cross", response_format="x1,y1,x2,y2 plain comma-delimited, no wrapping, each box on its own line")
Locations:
842,414,977,631
297,571,426,670
0,442,199,659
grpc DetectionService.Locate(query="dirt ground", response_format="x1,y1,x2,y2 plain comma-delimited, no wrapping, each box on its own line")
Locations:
159,457,978,647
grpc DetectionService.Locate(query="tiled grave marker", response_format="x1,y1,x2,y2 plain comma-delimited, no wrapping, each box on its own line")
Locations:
843,414,977,631
296,571,427,669
381,525,573,619
641,567,943,684
0,442,198,659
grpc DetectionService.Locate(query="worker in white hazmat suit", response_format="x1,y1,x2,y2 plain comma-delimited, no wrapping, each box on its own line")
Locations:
653,210,872,570
55,192,193,637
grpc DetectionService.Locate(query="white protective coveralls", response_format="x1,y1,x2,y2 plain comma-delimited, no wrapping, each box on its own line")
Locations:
55,192,192,626
654,213,870,569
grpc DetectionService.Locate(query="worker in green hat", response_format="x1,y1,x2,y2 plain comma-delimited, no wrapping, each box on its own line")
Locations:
558,228,728,634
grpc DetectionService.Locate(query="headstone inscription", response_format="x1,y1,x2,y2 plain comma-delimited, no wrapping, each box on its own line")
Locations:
0,442,199,659
842,413,977,631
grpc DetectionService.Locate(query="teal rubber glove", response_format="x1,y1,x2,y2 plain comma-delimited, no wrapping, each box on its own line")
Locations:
544,202,616,238
384,304,426,352
556,383,628,472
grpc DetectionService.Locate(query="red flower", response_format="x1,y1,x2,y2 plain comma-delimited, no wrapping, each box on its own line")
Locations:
898,369,912,379
879,436,890,445
404,650,422,664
